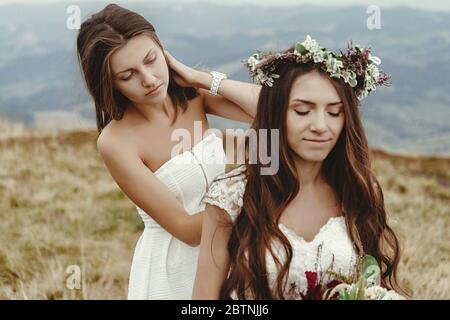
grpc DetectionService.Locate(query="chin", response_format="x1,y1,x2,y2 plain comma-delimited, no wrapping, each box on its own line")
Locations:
157,86,169,100
297,150,330,163
145,90,166,103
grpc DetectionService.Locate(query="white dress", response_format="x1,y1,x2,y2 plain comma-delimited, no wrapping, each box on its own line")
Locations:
128,133,226,300
202,165,360,299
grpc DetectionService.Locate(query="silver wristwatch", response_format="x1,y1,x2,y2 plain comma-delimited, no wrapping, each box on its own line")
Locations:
209,71,227,95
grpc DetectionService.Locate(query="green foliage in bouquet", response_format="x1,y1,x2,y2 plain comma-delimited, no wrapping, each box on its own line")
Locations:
323,255,404,300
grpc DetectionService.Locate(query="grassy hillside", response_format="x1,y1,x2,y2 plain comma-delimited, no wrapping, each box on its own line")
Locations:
0,121,448,299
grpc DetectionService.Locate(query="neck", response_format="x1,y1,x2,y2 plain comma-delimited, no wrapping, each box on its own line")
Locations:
132,96,172,122
293,156,325,187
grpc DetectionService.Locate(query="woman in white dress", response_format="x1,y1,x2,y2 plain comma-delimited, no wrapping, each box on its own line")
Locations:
76,4,255,299
188,36,409,299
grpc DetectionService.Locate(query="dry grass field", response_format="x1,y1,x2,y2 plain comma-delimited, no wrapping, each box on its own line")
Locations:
0,119,448,299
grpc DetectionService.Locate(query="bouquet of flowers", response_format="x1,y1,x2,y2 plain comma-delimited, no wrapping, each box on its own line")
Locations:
288,255,405,300
322,255,405,300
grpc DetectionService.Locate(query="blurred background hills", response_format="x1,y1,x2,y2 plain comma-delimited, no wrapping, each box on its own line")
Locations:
0,1,450,155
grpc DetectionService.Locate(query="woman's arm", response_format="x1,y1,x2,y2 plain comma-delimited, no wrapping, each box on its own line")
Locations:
196,73,260,119
192,204,232,299
165,51,260,120
198,88,252,123
97,129,203,247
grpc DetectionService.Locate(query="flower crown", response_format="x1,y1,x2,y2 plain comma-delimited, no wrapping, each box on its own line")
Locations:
244,35,391,100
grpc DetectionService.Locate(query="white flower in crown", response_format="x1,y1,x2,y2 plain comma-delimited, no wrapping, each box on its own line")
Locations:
302,35,321,52
253,68,267,84
359,89,369,100
265,73,280,87
247,53,261,72
339,69,357,87
254,68,279,87
369,64,380,82
364,68,378,93
312,49,325,63
324,55,344,75
368,54,381,65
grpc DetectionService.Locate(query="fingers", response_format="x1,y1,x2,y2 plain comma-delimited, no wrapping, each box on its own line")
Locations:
164,50,173,65
164,50,195,87
165,50,183,72
165,50,180,70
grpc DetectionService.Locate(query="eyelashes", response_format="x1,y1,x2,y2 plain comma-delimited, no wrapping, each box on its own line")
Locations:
294,110,342,117
144,57,156,65
328,112,341,117
122,73,133,81
295,110,310,116
120,56,157,81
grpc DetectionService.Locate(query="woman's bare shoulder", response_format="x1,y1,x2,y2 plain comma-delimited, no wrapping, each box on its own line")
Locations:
97,118,136,156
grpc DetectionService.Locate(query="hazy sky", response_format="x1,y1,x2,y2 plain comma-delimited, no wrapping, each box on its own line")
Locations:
0,0,449,11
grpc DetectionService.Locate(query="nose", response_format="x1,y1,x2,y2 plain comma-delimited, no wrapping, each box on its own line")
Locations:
141,70,157,88
309,112,327,134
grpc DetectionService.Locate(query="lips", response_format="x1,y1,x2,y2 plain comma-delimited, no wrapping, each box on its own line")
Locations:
145,83,162,96
303,138,331,143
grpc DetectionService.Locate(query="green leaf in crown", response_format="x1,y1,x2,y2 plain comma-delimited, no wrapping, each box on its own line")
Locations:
295,43,307,55
348,77,357,87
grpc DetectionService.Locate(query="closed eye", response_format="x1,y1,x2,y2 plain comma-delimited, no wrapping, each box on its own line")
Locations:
145,57,156,65
328,112,341,117
122,72,134,81
295,110,310,116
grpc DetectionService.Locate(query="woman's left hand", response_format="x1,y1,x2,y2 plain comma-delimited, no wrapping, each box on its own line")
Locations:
164,50,204,88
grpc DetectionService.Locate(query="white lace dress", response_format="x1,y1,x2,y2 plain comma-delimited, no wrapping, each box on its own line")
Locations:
202,165,359,299
128,134,226,300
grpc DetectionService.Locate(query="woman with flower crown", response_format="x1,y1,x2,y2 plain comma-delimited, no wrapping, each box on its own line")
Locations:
167,35,408,299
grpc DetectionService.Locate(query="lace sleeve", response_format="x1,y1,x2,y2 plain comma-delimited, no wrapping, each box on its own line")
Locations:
202,165,247,222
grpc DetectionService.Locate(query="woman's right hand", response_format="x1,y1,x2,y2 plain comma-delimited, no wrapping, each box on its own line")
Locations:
164,50,210,89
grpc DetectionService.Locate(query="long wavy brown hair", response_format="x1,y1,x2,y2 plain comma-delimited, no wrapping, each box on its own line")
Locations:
76,4,197,132
220,59,408,299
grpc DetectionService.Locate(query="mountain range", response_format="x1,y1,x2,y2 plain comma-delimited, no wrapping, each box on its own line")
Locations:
0,2,449,155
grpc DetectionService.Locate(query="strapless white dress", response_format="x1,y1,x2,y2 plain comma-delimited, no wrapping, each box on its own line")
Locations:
127,133,226,299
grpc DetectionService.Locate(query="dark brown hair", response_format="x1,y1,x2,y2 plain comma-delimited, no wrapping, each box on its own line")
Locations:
220,57,408,299
76,3,197,132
